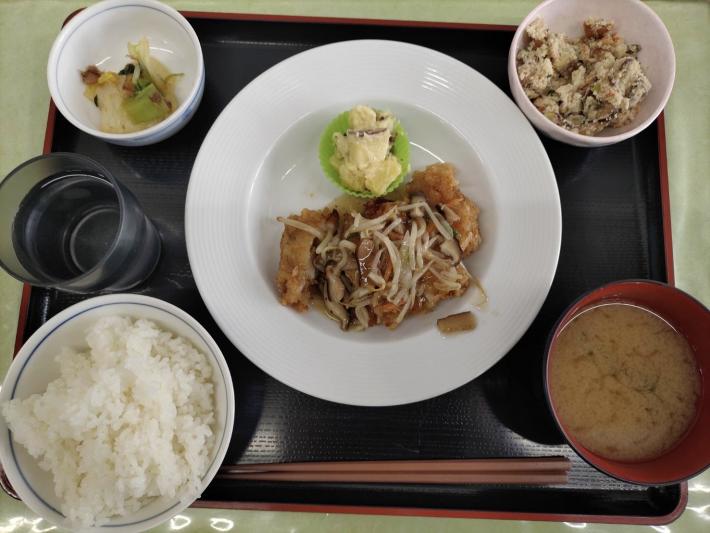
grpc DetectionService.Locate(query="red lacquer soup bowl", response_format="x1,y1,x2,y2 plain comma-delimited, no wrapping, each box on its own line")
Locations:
544,280,710,485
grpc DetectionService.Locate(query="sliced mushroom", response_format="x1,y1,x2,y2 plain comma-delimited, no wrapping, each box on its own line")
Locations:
355,306,370,330
343,267,360,290
380,253,393,281
340,271,355,293
326,264,346,302
325,299,349,330
326,210,340,234
338,212,353,239
322,280,350,330
343,255,358,270
351,127,388,137
410,194,426,218
437,311,476,334
440,238,462,265
313,255,326,272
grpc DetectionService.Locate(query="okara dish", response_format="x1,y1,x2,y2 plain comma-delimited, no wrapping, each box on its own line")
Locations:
276,162,482,331
517,18,651,136
2,316,215,527
81,38,182,133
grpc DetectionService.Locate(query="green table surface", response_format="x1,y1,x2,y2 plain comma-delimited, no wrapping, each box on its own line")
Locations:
1,0,708,531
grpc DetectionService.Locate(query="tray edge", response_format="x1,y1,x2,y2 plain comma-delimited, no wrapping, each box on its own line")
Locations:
190,485,688,526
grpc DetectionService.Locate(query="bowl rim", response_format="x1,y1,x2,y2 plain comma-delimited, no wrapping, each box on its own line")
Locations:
507,0,676,146
542,279,710,486
0,293,235,532
46,0,204,142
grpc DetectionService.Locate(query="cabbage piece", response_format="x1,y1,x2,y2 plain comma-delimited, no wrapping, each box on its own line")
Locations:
95,82,160,133
122,83,171,123
127,38,182,110
128,39,168,91
94,82,137,132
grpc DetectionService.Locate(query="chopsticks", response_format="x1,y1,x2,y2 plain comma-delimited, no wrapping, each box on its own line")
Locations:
218,457,571,485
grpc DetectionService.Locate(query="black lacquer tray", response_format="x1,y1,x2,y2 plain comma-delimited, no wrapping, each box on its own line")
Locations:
14,12,681,525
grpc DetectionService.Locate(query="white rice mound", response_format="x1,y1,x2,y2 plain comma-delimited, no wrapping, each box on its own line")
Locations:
2,316,215,527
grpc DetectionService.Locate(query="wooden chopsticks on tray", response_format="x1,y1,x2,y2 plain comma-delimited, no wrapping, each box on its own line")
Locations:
219,457,571,485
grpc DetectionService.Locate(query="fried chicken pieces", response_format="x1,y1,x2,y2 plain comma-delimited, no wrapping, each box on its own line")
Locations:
276,163,482,330
276,208,332,311
406,161,482,256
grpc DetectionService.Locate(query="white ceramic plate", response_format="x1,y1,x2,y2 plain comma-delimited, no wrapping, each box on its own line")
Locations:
186,40,561,406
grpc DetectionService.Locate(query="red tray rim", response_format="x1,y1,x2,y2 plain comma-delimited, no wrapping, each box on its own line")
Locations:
14,9,682,527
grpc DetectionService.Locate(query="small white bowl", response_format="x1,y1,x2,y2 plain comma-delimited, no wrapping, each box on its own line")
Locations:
0,294,235,533
508,0,675,147
47,0,204,146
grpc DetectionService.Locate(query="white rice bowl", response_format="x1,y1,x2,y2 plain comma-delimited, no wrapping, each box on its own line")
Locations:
0,295,233,533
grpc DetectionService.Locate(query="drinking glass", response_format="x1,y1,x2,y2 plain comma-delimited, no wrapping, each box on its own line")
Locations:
0,153,161,292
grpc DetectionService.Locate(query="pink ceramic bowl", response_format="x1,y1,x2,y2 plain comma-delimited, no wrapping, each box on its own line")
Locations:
508,0,675,147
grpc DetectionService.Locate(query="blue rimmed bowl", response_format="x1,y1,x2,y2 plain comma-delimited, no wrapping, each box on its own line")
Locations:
47,0,204,146
0,294,234,533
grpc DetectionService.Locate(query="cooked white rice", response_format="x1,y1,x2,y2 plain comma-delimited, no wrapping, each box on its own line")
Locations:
2,316,215,526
